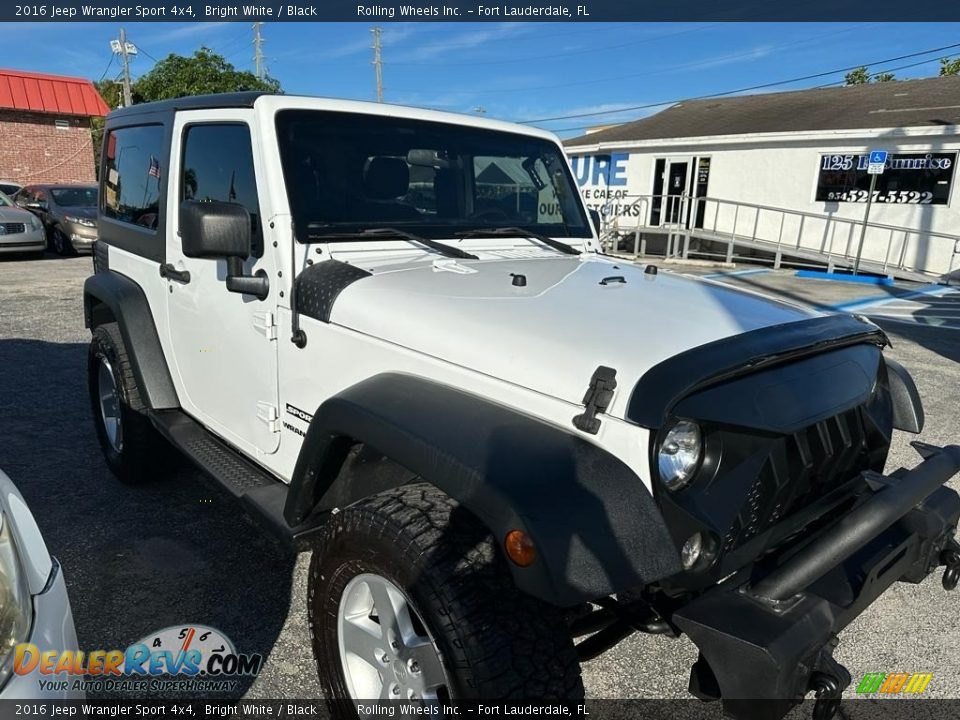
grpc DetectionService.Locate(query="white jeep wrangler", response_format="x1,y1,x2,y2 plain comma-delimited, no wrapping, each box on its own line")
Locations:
84,92,960,718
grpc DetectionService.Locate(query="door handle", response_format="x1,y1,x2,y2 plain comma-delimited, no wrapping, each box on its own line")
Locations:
159,263,191,284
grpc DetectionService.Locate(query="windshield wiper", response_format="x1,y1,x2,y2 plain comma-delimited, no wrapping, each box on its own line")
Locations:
308,227,478,260
455,227,581,256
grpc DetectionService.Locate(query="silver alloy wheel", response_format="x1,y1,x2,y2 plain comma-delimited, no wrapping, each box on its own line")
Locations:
97,357,123,453
337,573,448,701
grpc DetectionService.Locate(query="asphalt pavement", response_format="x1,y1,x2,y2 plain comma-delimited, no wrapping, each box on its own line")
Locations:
1,254,959,703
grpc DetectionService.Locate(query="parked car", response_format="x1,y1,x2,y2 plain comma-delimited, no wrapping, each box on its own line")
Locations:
0,181,22,197
0,467,81,699
0,191,46,258
16,184,98,256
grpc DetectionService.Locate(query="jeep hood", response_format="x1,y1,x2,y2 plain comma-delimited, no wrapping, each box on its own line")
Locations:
329,256,821,418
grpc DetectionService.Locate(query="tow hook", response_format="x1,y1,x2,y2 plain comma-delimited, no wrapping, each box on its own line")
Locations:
810,672,843,720
941,538,960,591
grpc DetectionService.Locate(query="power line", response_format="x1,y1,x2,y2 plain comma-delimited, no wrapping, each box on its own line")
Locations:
519,40,960,125
548,54,957,134
96,55,115,83
388,23,872,97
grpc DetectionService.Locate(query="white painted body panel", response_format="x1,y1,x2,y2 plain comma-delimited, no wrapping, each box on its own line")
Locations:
107,95,828,495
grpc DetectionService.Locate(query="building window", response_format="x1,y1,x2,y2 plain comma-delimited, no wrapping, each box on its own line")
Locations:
816,152,956,205
102,125,164,230
180,123,263,257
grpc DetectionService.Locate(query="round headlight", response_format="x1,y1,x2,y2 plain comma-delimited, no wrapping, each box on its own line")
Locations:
657,420,702,491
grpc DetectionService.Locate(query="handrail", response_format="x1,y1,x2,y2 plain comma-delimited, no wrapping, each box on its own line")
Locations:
595,192,960,279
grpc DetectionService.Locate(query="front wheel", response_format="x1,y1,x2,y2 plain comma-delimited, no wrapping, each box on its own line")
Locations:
308,483,584,706
52,228,75,256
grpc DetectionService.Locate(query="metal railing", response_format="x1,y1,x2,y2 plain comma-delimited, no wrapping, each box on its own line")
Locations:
598,193,960,280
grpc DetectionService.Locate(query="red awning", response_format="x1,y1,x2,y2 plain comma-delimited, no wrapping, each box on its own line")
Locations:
0,68,109,117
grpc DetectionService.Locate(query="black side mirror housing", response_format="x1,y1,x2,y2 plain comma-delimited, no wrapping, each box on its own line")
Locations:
179,200,268,300
589,209,602,236
180,200,252,259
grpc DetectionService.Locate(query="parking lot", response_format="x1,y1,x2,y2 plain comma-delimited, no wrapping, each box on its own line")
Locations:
2,254,960,701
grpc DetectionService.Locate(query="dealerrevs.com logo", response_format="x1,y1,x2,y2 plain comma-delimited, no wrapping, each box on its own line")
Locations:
856,672,933,695
13,624,263,693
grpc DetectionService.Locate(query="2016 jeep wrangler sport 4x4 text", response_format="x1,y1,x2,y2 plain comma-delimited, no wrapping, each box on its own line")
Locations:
84,92,960,719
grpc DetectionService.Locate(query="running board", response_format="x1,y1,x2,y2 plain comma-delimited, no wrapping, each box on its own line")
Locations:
149,409,322,546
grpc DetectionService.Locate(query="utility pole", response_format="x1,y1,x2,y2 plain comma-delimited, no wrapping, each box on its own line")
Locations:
253,22,265,81
371,26,383,103
111,28,135,108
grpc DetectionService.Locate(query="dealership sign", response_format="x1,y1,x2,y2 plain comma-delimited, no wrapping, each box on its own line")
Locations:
568,153,643,218
816,152,956,205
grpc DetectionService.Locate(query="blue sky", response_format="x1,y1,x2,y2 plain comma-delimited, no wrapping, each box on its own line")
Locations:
3,22,960,136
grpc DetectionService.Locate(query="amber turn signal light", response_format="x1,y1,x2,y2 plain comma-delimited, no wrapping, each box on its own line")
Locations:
504,529,536,567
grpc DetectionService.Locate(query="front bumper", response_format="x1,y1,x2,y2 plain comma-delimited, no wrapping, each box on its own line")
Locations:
66,227,97,253
0,228,45,254
673,444,960,720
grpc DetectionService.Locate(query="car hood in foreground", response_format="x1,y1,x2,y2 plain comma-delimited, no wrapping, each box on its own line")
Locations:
0,206,36,224
329,255,822,417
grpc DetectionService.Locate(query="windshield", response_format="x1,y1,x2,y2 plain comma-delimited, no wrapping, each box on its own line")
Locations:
51,187,97,207
0,191,12,207
275,110,590,240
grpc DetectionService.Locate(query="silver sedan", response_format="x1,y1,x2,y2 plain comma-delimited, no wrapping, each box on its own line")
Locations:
0,191,45,258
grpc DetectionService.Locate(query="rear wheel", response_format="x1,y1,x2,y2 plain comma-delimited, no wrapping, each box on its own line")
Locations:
309,483,583,707
88,322,171,483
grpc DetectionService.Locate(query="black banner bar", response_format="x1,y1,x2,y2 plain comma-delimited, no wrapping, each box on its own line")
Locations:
2,0,960,22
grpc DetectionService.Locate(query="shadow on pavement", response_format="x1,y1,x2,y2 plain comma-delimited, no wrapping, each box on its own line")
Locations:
0,338,296,698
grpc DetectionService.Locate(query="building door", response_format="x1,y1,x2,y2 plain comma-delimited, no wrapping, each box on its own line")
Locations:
664,161,689,225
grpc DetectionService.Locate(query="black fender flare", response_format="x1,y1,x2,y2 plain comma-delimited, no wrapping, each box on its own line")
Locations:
286,373,681,606
884,356,924,433
83,271,179,410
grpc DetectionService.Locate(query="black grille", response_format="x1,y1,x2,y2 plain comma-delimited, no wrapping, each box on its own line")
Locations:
0,223,26,234
721,407,869,552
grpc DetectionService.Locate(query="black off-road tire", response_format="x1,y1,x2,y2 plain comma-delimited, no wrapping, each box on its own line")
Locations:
88,322,171,483
309,483,584,706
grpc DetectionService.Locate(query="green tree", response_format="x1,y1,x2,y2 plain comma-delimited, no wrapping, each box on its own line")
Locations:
845,66,896,85
90,49,281,176
132,47,280,103
941,57,960,76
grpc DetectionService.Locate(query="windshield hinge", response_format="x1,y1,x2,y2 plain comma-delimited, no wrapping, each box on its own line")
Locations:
256,402,280,433
572,366,617,435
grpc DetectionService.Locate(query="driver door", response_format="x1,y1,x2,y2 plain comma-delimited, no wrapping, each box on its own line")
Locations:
164,111,280,456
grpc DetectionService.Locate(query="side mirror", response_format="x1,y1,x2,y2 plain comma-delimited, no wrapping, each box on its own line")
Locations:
179,200,268,300
180,200,251,259
589,209,602,236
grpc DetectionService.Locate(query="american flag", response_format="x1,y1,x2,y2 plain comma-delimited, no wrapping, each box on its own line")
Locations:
148,156,161,180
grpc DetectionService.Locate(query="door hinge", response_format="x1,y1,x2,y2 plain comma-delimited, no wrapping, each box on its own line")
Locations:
256,402,280,433
253,311,277,341
572,366,617,435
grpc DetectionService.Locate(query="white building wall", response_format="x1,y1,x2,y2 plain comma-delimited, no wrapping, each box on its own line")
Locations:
567,127,960,276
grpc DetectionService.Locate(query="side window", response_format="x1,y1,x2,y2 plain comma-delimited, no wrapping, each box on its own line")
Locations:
15,188,32,204
102,124,165,230
181,124,263,257
34,190,47,206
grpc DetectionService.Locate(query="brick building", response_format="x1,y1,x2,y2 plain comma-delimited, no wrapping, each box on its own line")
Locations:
0,68,109,185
